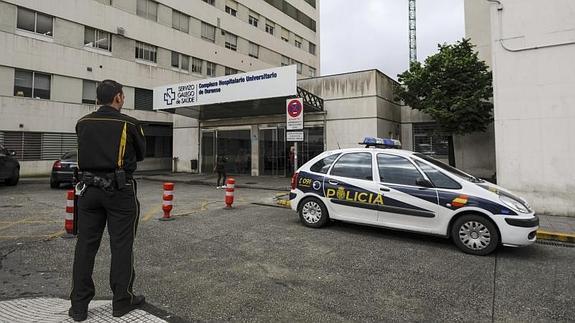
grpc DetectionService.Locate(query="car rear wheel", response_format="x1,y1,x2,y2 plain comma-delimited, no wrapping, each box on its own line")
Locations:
5,169,19,186
298,197,329,228
50,177,59,189
451,214,499,256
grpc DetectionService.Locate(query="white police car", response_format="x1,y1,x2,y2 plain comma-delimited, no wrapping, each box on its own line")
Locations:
289,137,538,255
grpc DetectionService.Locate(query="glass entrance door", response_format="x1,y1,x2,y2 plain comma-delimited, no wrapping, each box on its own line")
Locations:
201,130,215,173
259,128,286,176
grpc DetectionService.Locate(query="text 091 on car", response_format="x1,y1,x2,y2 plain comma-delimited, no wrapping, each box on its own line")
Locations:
289,137,539,256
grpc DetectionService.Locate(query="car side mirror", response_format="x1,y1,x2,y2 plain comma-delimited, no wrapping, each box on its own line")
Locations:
9,151,16,157
416,177,434,188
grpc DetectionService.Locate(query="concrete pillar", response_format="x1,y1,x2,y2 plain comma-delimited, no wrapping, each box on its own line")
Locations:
250,125,259,176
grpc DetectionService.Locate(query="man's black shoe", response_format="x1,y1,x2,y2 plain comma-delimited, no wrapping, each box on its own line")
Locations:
68,307,88,322
112,295,146,317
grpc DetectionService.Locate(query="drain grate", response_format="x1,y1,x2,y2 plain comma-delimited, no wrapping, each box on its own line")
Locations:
244,182,258,184
536,240,575,248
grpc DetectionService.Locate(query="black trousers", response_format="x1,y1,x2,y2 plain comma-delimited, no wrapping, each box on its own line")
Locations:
217,171,227,187
70,179,140,311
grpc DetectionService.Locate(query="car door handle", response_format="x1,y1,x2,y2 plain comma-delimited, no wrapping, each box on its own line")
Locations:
379,186,390,192
328,180,339,185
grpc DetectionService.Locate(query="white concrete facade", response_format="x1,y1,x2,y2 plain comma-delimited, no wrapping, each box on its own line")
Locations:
466,0,575,216
0,0,320,175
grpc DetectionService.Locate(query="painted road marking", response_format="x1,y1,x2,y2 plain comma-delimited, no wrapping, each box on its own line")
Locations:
142,205,162,223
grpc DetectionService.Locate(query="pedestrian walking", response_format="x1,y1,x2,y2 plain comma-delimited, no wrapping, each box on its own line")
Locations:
214,156,227,188
69,80,146,321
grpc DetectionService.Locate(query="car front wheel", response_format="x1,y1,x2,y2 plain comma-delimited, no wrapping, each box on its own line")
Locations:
451,214,500,256
5,169,19,186
298,197,329,228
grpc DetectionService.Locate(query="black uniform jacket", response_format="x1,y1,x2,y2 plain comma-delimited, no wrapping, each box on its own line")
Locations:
76,106,146,175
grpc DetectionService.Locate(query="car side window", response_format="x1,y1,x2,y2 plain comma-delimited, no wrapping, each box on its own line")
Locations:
415,160,462,189
310,153,340,174
377,154,422,186
330,152,373,181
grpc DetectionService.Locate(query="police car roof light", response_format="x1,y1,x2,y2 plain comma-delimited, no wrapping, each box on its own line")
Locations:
360,137,401,148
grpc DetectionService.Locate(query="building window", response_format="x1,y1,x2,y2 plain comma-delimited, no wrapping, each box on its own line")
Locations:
172,10,190,33
309,67,316,77
202,0,215,5
265,22,274,35
413,123,449,158
136,0,158,21
82,80,98,104
295,40,302,49
249,42,259,58
225,67,238,75
295,61,303,74
263,0,316,32
135,41,157,63
225,6,237,17
171,52,189,71
201,22,216,42
206,62,216,77
135,88,154,111
84,27,112,51
281,28,289,42
225,32,237,51
191,57,203,74
309,42,316,55
17,7,53,37
14,70,51,100
249,15,259,27
281,55,290,66
95,0,112,5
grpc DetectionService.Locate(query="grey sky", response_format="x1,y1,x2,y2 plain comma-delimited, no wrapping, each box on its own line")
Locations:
320,0,465,80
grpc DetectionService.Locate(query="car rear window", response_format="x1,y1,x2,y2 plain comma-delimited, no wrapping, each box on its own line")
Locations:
330,152,373,181
61,151,77,160
310,153,340,174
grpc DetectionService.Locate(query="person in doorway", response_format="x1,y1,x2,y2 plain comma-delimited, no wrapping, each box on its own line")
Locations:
69,80,146,321
214,156,227,188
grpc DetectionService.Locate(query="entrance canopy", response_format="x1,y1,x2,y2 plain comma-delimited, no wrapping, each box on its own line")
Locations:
153,65,323,120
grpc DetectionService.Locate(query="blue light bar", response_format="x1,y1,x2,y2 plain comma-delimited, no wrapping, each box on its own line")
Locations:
360,137,401,148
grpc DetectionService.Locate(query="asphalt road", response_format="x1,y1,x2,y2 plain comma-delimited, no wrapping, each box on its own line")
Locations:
0,180,573,322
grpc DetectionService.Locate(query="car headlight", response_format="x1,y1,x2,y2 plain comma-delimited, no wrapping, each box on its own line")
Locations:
499,195,530,214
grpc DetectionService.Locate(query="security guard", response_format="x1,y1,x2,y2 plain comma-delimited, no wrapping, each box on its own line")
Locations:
69,80,146,321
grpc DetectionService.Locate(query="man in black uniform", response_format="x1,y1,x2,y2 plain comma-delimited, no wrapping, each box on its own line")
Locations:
69,80,146,321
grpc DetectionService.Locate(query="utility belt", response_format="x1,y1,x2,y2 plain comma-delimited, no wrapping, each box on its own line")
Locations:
77,169,132,193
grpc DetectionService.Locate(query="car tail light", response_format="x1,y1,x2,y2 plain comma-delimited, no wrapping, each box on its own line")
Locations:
291,172,299,190
53,160,62,170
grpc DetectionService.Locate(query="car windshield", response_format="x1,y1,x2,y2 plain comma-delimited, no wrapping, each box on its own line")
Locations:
413,153,483,183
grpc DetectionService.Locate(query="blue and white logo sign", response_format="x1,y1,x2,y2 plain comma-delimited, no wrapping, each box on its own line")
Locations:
164,88,176,105
153,65,297,110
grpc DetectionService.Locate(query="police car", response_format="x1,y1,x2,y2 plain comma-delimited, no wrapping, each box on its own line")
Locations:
289,137,539,255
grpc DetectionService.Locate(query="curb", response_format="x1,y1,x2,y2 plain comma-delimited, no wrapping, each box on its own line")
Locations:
536,230,575,243
141,176,289,191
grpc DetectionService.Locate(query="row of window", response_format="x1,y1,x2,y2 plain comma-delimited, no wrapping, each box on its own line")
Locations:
16,6,316,77
133,0,316,55
311,152,460,189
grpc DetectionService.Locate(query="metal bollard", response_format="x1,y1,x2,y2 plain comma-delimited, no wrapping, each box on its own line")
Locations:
159,182,175,221
224,178,235,209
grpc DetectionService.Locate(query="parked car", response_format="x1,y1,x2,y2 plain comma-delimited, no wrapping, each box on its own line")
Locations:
290,137,538,256
50,151,78,188
0,145,20,186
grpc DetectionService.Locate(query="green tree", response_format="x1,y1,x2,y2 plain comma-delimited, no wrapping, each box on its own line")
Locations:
394,38,493,166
